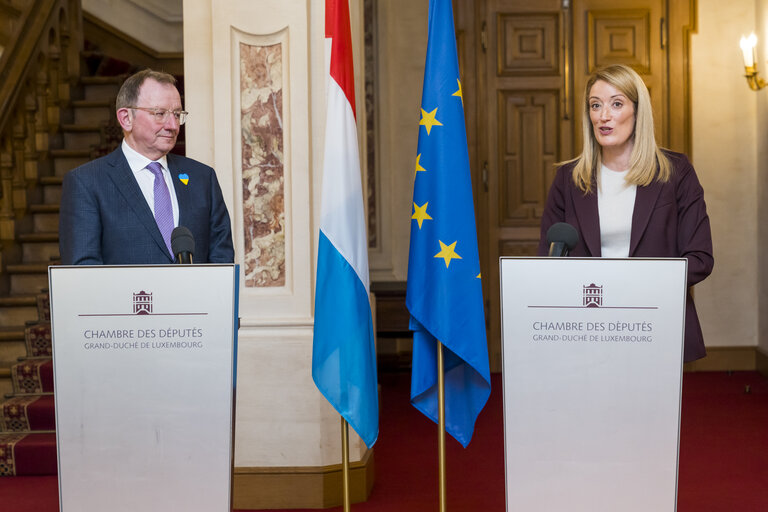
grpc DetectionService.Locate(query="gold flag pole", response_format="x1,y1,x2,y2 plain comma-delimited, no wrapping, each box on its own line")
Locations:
341,417,351,512
437,341,447,512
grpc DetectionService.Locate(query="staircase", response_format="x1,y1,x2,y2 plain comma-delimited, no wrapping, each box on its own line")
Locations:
0,71,126,474
0,0,181,476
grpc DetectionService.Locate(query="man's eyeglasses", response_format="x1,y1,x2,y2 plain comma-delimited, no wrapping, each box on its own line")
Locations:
128,106,188,125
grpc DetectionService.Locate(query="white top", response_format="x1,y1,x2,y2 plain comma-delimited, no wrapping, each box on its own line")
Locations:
121,140,180,226
597,164,636,257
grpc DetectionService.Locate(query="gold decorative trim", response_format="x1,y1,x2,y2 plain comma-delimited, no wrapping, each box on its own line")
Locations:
683,346,757,372
232,449,374,510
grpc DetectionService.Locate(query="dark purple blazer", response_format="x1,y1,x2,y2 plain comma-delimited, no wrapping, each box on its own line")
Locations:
537,150,714,362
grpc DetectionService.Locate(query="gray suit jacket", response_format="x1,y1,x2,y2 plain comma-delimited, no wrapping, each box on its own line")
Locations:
59,147,234,265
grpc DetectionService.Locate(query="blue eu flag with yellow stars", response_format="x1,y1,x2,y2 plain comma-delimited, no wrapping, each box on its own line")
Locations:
406,0,491,448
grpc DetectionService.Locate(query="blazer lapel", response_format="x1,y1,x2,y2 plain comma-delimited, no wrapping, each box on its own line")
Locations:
167,155,190,228
571,185,601,256
105,148,172,258
629,181,663,256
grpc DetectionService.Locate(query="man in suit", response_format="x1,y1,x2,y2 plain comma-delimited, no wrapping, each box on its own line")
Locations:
59,69,234,264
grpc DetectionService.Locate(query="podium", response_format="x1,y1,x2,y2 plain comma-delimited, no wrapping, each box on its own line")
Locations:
500,258,687,512
49,264,238,512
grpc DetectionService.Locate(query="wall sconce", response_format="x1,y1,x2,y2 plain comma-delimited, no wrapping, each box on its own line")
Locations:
740,32,766,90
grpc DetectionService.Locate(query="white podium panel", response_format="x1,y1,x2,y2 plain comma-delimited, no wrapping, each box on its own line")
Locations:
500,258,686,512
50,265,237,512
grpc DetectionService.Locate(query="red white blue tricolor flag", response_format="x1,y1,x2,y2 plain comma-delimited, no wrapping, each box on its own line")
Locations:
406,0,491,447
312,0,378,449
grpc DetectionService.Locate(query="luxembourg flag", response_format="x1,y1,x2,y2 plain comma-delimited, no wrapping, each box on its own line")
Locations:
312,0,378,448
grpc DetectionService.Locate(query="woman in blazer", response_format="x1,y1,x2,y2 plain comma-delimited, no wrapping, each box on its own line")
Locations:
538,64,713,362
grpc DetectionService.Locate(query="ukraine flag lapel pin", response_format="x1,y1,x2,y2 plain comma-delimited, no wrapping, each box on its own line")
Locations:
178,173,189,185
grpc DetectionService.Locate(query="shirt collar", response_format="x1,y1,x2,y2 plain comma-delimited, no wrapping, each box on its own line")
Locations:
122,139,169,174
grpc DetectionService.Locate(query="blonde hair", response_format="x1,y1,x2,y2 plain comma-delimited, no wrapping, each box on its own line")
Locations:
567,64,671,193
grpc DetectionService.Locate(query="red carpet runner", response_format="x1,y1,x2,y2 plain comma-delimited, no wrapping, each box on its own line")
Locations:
1,371,766,511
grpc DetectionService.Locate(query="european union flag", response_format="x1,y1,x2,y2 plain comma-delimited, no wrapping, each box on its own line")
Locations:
406,0,491,448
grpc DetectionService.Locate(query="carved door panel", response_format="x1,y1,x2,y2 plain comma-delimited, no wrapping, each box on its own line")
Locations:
571,0,667,149
476,0,671,370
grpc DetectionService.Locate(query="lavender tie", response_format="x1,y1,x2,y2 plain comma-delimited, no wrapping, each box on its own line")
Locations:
147,161,174,256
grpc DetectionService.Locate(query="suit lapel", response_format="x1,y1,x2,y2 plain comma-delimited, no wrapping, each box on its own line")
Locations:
105,148,172,259
571,184,601,257
167,155,190,227
629,180,663,256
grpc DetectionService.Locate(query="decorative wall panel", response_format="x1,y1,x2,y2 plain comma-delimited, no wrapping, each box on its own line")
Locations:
587,10,650,73
239,38,286,288
497,13,559,76
497,90,558,227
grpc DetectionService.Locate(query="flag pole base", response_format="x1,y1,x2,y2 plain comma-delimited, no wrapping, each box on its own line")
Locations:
438,340,447,512
342,417,351,512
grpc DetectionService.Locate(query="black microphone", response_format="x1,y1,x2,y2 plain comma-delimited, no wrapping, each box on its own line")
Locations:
171,226,195,264
546,222,579,257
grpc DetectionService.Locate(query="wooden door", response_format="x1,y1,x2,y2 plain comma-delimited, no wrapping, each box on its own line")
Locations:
462,0,694,370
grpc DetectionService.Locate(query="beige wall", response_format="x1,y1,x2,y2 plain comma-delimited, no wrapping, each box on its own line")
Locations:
369,0,428,281
183,0,367,470
757,0,768,358
691,0,760,349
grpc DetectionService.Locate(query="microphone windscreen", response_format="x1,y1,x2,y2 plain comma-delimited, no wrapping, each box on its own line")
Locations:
546,222,579,250
171,226,195,256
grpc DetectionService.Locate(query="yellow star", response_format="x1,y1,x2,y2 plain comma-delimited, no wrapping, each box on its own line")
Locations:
419,107,443,135
434,240,462,268
415,154,427,176
412,202,433,229
476,272,482,279
453,79,463,106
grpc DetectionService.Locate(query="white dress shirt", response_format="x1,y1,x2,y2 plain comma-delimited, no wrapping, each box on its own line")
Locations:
121,140,180,226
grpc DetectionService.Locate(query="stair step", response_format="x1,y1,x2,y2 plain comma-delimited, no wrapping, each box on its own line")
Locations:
79,76,123,104
39,176,64,203
0,373,12,398
0,296,36,307
39,176,63,186
22,241,60,264
11,359,54,394
23,323,52,358
0,432,57,475
32,212,59,232
29,204,60,214
7,265,50,297
0,307,38,330
1,395,56,431
9,274,48,296
81,75,124,85
6,263,49,274
50,149,91,158
54,156,89,177
0,340,26,368
0,327,25,341
18,232,59,243
61,123,101,132
72,100,112,125
62,124,102,149
0,297,38,328
71,99,113,108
